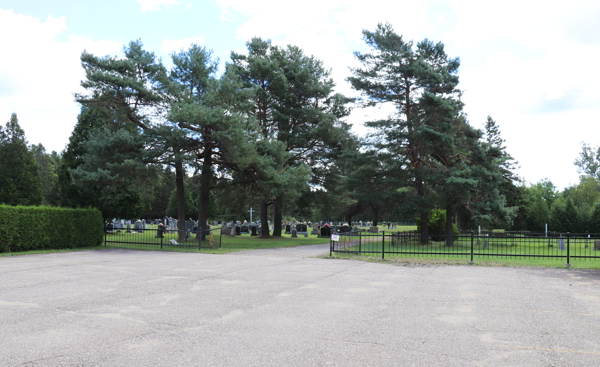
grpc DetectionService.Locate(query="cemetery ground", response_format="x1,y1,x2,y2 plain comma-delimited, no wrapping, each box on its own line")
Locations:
2,248,600,366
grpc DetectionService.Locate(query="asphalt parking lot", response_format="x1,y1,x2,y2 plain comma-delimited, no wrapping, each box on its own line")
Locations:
1,246,600,366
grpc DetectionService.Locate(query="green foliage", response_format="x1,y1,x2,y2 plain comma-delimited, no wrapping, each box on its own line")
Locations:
0,205,103,253
590,204,600,233
166,185,197,219
30,143,61,206
575,142,600,179
0,114,42,206
416,209,459,236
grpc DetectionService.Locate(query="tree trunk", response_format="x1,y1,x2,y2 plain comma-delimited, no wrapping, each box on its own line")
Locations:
175,159,186,242
273,196,282,237
347,216,352,226
197,144,212,241
446,202,454,246
373,209,379,227
260,200,270,238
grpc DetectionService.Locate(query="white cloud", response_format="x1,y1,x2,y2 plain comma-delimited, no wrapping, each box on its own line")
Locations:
136,0,180,12
214,0,600,189
0,9,122,153
161,36,205,54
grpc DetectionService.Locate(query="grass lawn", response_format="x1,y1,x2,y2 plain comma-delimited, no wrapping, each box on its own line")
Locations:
103,230,329,254
0,246,107,257
328,233,600,269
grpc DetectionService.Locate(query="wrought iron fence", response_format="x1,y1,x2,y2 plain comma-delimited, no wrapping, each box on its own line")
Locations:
104,224,223,249
330,231,600,263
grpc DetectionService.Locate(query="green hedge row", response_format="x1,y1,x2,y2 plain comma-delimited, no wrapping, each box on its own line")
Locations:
0,205,104,253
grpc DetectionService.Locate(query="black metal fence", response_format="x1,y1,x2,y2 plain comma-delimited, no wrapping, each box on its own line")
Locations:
104,224,223,250
330,231,600,263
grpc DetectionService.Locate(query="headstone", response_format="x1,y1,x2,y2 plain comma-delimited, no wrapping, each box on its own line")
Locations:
558,238,565,251
369,226,379,233
320,227,331,238
340,226,351,233
311,224,319,235
595,240,600,250
241,225,249,234
169,239,178,245
251,226,257,236
304,233,308,237
484,239,488,248
235,226,241,236
285,225,291,234
291,228,297,238
185,220,195,232
221,227,231,236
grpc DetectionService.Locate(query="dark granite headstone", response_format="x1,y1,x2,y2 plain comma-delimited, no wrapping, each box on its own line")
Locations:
251,226,257,236
320,227,331,238
235,226,241,235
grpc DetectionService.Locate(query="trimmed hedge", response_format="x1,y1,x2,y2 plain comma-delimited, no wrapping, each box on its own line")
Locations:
0,205,104,253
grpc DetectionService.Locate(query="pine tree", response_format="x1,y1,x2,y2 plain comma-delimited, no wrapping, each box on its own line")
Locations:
168,45,254,239
348,23,461,243
229,38,352,236
0,114,42,206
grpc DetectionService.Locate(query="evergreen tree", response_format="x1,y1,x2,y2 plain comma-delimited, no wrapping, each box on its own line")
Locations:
0,114,42,206
76,40,194,238
348,23,461,243
590,204,600,234
168,45,254,239
30,143,60,206
68,118,154,220
564,198,579,233
59,106,108,209
229,38,352,236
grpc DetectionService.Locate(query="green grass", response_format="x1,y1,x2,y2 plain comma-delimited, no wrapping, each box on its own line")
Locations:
329,233,600,269
0,246,106,257
103,230,329,254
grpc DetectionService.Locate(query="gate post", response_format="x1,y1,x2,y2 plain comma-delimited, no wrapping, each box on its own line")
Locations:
470,231,474,263
566,232,570,266
359,231,362,253
382,231,385,260
329,235,332,257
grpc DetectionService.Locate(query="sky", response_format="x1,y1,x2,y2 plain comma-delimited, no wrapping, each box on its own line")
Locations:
1,0,599,190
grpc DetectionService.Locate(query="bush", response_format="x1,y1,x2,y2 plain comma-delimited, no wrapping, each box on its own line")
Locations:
0,205,103,253
416,209,459,239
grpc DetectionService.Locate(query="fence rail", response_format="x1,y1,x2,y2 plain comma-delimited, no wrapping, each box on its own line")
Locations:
104,224,223,249
330,231,600,263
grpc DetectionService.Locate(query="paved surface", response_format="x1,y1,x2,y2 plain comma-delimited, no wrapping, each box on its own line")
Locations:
1,247,600,366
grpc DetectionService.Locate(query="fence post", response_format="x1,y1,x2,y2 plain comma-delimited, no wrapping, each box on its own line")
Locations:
470,231,474,263
359,231,362,253
104,224,107,246
567,232,570,266
219,229,222,248
382,231,385,260
160,234,163,249
329,235,332,257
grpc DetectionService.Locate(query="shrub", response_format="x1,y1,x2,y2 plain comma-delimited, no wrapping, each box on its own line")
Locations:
0,205,103,253
416,209,459,239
